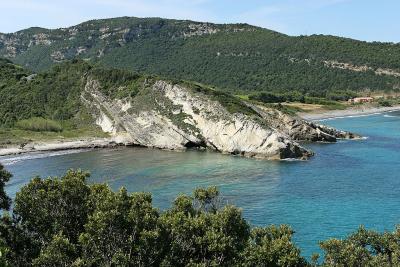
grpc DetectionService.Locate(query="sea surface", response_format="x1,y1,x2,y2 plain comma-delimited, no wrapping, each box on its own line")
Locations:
2,111,400,257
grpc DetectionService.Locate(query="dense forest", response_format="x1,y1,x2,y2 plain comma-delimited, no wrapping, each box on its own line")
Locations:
1,17,400,96
1,164,400,266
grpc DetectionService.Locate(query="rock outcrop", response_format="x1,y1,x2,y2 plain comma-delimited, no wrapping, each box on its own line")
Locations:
81,79,313,160
249,105,360,142
80,77,360,160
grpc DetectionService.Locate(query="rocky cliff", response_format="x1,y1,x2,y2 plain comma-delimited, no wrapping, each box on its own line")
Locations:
80,77,357,160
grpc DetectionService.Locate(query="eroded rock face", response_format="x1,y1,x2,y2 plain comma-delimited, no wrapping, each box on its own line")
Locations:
249,105,360,142
81,79,312,160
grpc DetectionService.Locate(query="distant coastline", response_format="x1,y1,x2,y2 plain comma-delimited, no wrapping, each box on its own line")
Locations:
298,105,400,121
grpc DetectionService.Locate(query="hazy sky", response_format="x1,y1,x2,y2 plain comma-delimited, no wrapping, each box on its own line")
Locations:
1,0,399,42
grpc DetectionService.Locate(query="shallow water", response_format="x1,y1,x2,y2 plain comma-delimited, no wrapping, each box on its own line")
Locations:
2,111,400,257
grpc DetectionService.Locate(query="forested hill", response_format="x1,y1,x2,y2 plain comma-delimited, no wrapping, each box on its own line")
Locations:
1,16,400,96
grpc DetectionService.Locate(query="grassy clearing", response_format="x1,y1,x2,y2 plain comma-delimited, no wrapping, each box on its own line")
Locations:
0,125,109,147
15,117,63,132
0,102,112,148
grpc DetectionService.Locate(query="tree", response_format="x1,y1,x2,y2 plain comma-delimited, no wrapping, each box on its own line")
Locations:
193,186,220,212
320,226,400,267
13,170,91,245
32,233,77,267
79,188,164,266
249,92,286,104
160,187,250,266
0,164,12,211
242,225,307,267
0,164,13,266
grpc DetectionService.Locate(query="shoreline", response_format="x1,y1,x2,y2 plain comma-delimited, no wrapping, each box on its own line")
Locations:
2,105,398,158
297,105,400,121
0,138,118,157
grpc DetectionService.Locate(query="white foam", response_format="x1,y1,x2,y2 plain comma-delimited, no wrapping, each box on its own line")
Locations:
281,158,304,162
384,114,397,118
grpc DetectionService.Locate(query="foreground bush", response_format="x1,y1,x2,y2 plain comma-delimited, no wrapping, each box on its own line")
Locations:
15,117,62,132
1,165,400,266
0,168,305,266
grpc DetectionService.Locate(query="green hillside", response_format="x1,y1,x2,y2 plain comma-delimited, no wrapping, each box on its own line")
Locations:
0,58,254,127
1,58,270,147
0,59,109,144
1,17,399,97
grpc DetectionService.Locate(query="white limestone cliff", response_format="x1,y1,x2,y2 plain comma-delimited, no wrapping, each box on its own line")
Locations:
82,79,312,160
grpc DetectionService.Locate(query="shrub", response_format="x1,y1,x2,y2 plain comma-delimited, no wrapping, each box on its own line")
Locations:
249,92,286,103
15,117,63,132
378,99,392,107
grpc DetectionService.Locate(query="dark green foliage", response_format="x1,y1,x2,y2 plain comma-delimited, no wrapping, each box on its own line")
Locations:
2,17,400,95
32,233,77,267
242,225,306,267
320,226,400,266
249,90,357,104
90,67,145,99
249,92,286,103
325,90,358,101
14,170,91,245
0,213,41,266
378,98,393,107
79,189,164,266
0,164,11,211
0,59,91,127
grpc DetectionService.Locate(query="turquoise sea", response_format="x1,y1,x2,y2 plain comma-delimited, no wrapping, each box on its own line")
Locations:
2,111,400,257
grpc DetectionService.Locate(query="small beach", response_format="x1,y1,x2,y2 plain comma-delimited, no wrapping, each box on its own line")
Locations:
298,104,400,120
0,138,116,157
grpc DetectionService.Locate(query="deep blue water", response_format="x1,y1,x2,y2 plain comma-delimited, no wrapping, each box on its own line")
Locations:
2,111,400,257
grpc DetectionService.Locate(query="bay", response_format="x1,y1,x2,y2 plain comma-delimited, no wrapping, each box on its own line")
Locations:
2,111,400,257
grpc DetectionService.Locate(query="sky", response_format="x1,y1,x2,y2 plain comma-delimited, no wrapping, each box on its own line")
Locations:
0,0,399,43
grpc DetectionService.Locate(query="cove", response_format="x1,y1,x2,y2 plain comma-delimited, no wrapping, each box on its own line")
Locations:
2,111,400,257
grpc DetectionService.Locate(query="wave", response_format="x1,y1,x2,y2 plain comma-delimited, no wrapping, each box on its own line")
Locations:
383,114,398,118
281,158,305,162
0,149,91,166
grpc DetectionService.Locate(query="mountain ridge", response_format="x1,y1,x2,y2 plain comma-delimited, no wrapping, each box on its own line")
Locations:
1,16,399,96
3,16,398,44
